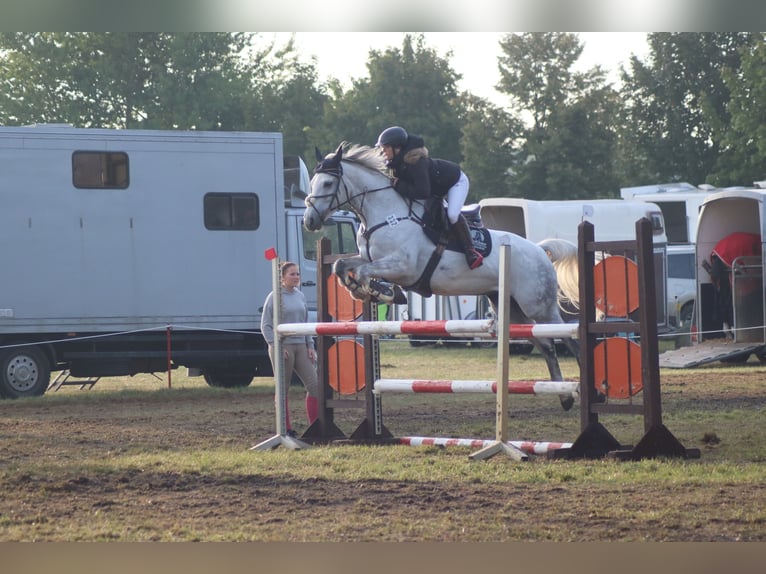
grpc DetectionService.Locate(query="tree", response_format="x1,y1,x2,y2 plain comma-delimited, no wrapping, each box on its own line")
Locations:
496,33,617,199
317,34,464,161
0,33,253,129
458,94,522,200
710,34,766,186
618,32,756,186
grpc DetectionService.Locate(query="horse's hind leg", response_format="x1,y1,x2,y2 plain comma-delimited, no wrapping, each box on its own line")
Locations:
530,337,574,412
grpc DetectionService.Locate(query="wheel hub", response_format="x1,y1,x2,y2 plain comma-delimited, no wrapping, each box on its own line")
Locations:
7,356,38,390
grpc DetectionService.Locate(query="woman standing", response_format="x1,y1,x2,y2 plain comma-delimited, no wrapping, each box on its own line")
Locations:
261,261,319,436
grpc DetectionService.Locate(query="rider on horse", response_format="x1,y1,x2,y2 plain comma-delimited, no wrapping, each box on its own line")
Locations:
375,126,484,270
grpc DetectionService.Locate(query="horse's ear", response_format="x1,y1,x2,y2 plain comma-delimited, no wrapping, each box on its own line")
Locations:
333,144,343,161
315,147,324,162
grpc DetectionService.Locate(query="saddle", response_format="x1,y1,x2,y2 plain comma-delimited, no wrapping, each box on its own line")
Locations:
405,200,492,297
420,200,492,258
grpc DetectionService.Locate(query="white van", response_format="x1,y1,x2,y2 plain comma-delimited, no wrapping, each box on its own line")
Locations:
478,197,669,328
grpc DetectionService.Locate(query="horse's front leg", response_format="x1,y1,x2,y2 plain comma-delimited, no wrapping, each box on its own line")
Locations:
334,254,410,304
333,256,370,301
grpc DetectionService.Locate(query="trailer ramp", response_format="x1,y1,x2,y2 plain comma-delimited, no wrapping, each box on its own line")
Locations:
659,339,765,368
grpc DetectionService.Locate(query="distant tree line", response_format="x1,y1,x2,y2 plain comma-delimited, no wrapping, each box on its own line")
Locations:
1,32,764,201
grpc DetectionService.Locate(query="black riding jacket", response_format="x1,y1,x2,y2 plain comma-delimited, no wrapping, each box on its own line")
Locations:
388,135,461,200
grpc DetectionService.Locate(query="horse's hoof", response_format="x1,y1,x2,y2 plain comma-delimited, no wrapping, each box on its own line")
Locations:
559,395,575,411
369,279,395,304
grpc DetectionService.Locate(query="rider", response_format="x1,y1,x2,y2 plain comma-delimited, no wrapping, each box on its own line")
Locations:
375,126,483,270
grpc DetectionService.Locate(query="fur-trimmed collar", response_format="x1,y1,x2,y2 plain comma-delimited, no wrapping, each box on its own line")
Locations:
403,146,429,164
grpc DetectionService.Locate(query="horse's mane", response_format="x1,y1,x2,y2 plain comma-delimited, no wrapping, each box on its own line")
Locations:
338,142,389,176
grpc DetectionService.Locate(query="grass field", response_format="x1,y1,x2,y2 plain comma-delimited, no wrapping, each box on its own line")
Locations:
0,339,764,541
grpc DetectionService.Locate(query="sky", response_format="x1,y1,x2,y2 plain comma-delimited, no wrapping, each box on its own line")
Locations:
260,32,650,106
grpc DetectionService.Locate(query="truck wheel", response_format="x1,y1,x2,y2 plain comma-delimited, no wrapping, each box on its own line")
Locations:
202,369,254,388
0,346,51,398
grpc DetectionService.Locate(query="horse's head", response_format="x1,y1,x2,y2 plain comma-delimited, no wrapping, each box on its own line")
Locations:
304,144,344,231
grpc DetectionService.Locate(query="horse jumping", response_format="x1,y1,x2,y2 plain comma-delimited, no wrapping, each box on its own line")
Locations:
304,143,579,409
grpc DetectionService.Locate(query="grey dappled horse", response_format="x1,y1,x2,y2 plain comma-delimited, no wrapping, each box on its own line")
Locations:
304,143,579,410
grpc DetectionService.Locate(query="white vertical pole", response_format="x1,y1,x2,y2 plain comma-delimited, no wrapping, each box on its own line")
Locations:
251,252,310,450
470,239,527,461
495,243,510,443
271,256,287,436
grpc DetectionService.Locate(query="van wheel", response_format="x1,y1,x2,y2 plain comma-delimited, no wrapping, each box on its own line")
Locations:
0,346,51,398
202,369,254,388
678,302,695,330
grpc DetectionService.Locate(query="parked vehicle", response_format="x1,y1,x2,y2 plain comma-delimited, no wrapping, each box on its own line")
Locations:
666,244,696,331
394,197,670,348
619,182,714,244
0,125,358,397
660,185,766,367
478,197,669,328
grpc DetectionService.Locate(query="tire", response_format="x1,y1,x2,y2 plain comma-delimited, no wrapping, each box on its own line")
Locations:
678,302,695,330
202,369,255,388
0,346,51,398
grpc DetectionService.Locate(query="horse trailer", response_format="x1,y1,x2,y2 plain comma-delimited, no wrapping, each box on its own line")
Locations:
660,187,766,367
0,125,358,397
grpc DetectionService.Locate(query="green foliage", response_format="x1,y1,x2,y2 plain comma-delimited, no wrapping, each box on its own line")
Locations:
711,34,766,186
458,94,521,200
496,33,619,199
618,32,757,187
317,34,463,161
4,32,766,196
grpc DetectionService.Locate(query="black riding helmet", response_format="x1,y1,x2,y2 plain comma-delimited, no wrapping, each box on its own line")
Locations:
376,126,408,148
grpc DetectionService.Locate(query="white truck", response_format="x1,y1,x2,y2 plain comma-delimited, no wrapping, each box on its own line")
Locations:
477,197,670,329
0,125,358,397
619,183,718,332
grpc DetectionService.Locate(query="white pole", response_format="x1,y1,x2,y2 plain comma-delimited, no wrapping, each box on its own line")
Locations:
251,251,310,451
470,241,528,461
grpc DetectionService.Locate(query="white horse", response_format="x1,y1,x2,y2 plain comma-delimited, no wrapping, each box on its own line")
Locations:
304,143,579,410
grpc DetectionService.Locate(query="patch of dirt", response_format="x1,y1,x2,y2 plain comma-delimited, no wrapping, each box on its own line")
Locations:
1,366,765,541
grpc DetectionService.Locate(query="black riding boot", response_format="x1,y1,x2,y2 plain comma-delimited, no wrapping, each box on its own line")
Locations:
452,215,483,269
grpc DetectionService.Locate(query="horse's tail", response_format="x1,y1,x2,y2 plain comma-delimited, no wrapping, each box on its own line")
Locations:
539,238,610,320
538,239,580,315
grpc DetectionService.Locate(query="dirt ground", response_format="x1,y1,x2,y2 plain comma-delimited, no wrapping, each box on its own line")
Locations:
1,364,765,542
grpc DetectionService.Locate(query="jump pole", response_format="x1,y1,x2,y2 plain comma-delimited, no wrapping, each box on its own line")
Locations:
469,241,528,461
399,437,573,455
251,248,311,451
277,320,577,339
373,379,578,396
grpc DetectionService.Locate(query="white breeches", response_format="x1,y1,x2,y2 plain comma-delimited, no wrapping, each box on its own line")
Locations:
446,171,470,224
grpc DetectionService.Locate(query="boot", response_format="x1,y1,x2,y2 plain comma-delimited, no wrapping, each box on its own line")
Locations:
452,215,483,269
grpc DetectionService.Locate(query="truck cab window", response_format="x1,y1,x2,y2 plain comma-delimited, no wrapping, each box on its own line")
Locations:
302,219,358,261
204,193,259,230
72,151,129,188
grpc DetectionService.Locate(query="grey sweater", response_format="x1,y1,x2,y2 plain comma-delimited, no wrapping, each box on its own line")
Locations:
261,287,314,347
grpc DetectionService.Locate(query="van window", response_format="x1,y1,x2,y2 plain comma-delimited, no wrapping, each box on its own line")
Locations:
204,193,259,230
302,219,358,261
668,251,695,280
72,151,129,188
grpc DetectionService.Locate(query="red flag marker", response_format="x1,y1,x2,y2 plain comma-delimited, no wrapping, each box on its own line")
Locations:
264,247,278,260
